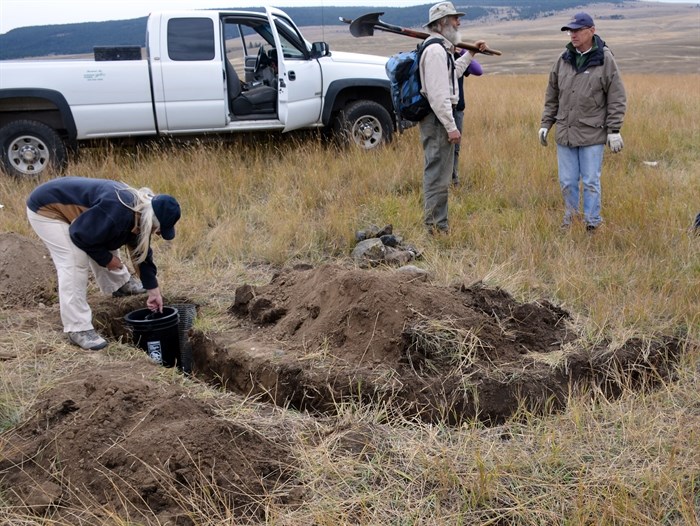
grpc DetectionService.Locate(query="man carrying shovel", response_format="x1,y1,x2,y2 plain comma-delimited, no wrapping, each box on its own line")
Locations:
418,2,487,234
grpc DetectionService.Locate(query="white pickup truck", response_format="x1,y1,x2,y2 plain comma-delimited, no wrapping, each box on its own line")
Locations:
0,7,394,179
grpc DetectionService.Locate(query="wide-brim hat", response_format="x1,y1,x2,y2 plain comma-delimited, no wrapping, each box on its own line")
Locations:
561,12,595,31
424,1,465,27
152,194,181,241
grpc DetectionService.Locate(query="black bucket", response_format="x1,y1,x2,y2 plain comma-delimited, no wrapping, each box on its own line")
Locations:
124,306,180,368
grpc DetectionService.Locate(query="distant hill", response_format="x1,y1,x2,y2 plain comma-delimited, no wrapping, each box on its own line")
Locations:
0,1,624,60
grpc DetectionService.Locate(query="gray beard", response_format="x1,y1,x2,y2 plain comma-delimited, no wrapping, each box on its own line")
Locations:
441,25,462,46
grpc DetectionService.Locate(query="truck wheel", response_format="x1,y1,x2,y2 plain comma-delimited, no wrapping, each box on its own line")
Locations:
0,120,67,179
334,100,393,150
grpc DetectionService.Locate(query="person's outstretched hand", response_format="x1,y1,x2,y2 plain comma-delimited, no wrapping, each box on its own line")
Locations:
468,40,487,56
146,287,163,313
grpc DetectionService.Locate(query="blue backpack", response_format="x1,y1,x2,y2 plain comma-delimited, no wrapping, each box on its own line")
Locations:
385,38,453,122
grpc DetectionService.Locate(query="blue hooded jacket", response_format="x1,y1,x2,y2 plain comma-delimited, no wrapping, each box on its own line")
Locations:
27,176,160,289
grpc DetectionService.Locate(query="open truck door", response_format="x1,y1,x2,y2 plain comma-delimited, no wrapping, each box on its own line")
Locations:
265,7,323,132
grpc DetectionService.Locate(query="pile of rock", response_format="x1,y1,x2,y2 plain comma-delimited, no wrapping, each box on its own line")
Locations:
351,224,422,267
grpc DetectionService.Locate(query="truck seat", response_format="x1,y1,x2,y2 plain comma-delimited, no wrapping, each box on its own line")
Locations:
225,59,277,116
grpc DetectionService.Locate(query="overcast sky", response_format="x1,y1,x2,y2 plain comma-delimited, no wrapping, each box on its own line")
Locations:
0,1,427,33
0,0,686,34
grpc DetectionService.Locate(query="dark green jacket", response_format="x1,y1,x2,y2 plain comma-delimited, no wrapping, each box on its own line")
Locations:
541,34,627,147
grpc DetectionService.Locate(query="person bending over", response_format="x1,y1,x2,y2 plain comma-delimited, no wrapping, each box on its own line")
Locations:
27,176,181,350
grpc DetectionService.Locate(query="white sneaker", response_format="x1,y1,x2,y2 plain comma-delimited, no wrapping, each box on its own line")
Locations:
68,330,108,350
112,276,146,297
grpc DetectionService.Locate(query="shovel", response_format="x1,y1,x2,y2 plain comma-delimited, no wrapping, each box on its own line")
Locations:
340,12,502,56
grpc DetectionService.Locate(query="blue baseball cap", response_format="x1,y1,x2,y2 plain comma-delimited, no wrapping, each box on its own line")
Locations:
152,194,181,240
561,12,594,31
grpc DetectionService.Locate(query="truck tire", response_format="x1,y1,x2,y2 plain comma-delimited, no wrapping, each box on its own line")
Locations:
0,120,67,179
334,100,393,150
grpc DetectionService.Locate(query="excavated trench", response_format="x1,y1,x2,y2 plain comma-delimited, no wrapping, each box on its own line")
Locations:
1,233,688,523
102,265,684,425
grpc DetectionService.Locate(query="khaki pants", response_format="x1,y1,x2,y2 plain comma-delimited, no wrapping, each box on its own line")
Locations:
27,208,130,333
419,112,454,231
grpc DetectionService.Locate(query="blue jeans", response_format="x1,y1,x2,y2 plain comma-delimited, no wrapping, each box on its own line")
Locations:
419,112,454,231
556,144,604,227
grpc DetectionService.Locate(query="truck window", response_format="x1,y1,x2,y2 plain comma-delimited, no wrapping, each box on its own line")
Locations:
223,21,266,69
221,16,307,64
273,19,308,60
167,18,215,61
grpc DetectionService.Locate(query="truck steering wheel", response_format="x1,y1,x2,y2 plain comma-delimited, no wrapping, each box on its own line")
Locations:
254,46,270,74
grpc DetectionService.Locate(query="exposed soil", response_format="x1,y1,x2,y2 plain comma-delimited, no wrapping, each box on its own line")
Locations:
0,362,300,524
0,233,684,523
192,263,681,424
0,232,56,307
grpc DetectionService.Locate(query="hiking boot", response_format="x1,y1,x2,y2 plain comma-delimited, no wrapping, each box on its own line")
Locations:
427,225,449,236
585,224,599,234
68,329,108,350
112,276,146,297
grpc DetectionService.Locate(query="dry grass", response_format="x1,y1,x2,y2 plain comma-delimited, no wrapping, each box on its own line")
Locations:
404,310,491,373
1,28,699,526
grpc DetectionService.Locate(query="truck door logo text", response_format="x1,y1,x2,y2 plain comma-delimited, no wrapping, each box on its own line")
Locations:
84,70,106,81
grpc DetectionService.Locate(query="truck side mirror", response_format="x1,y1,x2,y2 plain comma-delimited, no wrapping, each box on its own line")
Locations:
310,42,329,59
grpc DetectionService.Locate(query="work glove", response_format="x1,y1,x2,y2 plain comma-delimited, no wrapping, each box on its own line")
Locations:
466,59,483,77
538,127,549,146
607,133,624,153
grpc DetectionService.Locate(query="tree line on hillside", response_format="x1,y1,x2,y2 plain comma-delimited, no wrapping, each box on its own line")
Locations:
0,1,624,60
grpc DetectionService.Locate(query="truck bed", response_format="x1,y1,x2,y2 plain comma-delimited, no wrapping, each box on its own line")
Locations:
0,59,156,138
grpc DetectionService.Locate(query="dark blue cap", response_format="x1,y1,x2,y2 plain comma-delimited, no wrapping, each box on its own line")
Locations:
152,194,181,240
561,12,594,31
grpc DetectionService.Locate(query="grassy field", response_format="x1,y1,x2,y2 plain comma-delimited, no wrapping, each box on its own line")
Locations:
3,72,697,329
1,70,698,524
1,2,699,523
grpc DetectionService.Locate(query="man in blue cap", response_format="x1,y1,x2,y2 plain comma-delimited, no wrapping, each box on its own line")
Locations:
27,177,181,350
539,12,627,232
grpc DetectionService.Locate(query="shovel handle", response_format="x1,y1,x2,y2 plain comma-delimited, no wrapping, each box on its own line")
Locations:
456,42,502,56
340,15,502,56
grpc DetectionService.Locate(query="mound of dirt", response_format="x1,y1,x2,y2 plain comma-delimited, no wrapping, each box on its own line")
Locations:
0,361,299,524
230,263,573,364
188,264,681,425
0,232,56,307
0,250,684,524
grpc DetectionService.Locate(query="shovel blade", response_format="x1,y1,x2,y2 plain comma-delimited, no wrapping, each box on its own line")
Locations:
348,12,384,37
